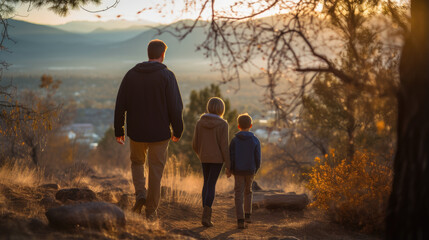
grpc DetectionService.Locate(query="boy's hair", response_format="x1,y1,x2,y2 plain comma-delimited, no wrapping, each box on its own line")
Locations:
207,97,225,117
237,113,252,129
147,39,167,59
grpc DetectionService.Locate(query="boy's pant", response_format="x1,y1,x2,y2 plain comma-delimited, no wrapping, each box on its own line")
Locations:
130,139,169,215
234,174,254,220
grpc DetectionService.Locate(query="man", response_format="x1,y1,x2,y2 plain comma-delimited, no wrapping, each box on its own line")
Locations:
114,39,183,219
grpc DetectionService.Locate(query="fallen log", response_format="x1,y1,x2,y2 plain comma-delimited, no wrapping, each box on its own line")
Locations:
253,193,309,210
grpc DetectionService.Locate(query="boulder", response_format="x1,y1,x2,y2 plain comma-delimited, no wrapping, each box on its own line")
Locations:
45,202,125,231
253,193,309,210
97,191,116,203
55,188,97,203
27,218,46,233
268,237,300,240
40,196,61,209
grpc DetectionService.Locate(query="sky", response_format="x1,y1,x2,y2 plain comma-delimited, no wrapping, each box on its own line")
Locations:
11,0,266,25
13,0,186,25
12,0,288,25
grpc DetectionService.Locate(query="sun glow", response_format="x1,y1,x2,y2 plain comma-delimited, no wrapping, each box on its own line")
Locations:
12,0,301,26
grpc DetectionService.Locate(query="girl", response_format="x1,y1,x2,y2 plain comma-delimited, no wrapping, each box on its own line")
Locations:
192,97,230,227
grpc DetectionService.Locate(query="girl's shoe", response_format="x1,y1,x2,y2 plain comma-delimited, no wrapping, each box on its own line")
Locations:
237,219,247,229
202,206,214,227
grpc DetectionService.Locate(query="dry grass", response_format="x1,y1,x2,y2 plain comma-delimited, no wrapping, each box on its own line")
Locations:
0,162,44,187
161,157,233,206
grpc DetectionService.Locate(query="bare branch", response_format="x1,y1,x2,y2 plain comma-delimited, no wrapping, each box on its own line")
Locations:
217,0,280,21
80,0,120,13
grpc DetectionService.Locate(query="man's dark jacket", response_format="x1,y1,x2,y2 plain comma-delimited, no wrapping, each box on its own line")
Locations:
114,61,183,142
229,131,261,175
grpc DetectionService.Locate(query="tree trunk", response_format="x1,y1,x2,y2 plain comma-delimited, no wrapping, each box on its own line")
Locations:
345,95,355,162
386,0,429,238
31,144,39,166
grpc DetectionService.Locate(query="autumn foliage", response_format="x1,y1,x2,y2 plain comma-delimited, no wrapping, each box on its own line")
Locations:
307,151,392,233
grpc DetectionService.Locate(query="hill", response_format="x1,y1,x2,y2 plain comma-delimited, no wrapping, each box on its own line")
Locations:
3,19,211,77
51,19,157,33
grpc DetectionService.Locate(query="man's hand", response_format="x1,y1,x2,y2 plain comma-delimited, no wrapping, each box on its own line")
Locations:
116,136,125,145
225,168,232,178
171,136,180,142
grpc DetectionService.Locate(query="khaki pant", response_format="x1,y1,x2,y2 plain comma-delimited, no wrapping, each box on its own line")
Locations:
130,139,169,214
234,174,254,220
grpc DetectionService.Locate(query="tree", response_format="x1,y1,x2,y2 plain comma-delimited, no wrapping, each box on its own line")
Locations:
159,0,405,117
157,0,405,162
301,53,398,162
0,0,102,165
386,0,429,238
0,75,64,165
94,126,129,169
169,84,237,170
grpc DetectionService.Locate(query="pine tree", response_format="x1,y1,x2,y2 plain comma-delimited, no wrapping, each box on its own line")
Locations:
169,84,237,171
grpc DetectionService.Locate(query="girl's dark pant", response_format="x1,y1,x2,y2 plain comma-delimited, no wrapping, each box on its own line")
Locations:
201,163,223,207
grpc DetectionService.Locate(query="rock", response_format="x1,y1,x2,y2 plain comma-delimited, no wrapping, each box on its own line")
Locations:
38,183,60,190
252,181,263,191
253,193,309,210
97,191,116,203
269,237,300,240
45,202,125,231
40,196,61,209
101,181,114,188
109,187,124,193
27,218,46,232
55,188,97,203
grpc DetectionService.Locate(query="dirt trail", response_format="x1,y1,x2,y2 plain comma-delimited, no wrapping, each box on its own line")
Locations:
157,192,380,240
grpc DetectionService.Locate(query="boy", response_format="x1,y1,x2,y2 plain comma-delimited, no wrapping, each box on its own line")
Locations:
226,113,261,229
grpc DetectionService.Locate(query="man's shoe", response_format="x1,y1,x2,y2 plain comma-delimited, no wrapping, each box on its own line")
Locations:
245,213,252,223
146,210,158,222
237,219,246,229
131,197,146,214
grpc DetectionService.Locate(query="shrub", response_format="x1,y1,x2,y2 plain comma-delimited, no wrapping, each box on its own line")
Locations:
306,151,392,233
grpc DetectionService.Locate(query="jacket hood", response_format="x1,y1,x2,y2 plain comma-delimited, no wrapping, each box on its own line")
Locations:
199,113,226,129
235,131,255,140
133,61,166,73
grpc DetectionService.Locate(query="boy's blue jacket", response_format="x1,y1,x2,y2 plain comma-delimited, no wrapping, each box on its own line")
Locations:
229,131,261,175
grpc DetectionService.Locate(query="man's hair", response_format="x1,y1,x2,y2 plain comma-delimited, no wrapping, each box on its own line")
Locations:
147,39,167,59
237,113,252,129
207,97,225,117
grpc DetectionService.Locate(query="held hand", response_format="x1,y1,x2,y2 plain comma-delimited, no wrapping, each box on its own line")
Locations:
116,136,125,145
171,136,180,142
225,168,232,178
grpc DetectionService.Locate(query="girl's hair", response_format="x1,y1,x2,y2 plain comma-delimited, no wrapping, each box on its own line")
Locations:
207,97,225,117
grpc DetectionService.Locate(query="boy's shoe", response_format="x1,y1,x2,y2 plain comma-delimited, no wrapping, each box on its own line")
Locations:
131,197,146,214
245,213,252,223
202,206,214,227
237,219,247,229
